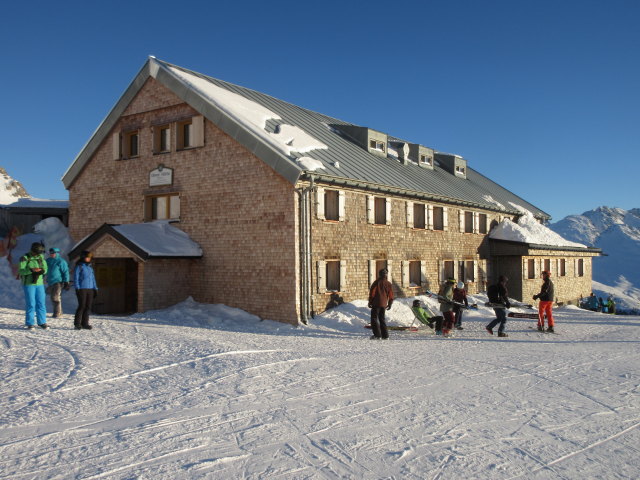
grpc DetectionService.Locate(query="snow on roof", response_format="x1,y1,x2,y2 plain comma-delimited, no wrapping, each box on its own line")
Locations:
3,198,69,209
168,66,328,158
112,222,203,257
489,210,586,248
482,195,506,210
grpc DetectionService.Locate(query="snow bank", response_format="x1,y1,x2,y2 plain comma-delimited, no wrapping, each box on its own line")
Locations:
490,210,586,248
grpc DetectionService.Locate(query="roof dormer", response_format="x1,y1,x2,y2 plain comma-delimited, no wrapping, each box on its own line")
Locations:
331,125,388,158
435,152,467,179
410,144,434,169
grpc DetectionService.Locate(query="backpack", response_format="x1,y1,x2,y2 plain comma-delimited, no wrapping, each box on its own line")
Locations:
487,284,500,303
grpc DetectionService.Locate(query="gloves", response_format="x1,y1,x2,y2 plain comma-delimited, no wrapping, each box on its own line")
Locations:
63,282,70,291
533,294,539,300
93,289,98,299
386,300,393,311
505,302,511,309
368,303,373,309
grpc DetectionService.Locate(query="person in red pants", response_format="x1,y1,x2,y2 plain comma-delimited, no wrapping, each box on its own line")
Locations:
533,270,555,333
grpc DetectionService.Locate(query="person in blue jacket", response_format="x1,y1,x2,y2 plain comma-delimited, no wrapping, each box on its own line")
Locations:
74,250,98,330
45,247,70,318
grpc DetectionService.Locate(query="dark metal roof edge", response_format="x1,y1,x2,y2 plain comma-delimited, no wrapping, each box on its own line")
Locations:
69,224,150,260
62,60,153,189
489,238,602,254
301,172,533,216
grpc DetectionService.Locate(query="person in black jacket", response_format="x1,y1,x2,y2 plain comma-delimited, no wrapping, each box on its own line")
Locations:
533,270,555,332
486,275,510,337
368,269,394,340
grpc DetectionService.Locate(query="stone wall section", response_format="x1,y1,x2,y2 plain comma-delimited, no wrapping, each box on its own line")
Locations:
309,186,507,315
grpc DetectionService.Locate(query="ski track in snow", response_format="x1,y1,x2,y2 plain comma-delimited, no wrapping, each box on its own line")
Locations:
0,302,639,479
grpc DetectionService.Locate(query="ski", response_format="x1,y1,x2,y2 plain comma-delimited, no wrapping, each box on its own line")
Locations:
486,302,534,309
365,324,418,331
508,312,539,319
424,290,469,309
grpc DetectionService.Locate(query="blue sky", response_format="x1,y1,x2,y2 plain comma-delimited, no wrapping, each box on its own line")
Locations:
1,0,638,222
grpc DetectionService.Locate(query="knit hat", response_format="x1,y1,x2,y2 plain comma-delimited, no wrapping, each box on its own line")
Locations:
49,247,60,254
30,242,44,254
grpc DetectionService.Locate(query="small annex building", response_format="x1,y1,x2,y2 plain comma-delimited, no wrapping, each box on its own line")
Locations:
62,57,599,324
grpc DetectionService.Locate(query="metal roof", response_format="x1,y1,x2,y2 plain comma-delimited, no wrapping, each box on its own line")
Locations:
63,57,550,219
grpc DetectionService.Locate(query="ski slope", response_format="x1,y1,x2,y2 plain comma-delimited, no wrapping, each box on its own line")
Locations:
1,294,639,479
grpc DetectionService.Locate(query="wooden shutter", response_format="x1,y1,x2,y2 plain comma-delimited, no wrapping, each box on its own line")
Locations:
316,187,325,220
406,201,414,227
420,261,427,285
438,260,444,283
387,260,393,283
385,198,392,225
317,261,326,293
473,212,479,233
368,260,376,286
523,258,528,279
427,204,434,230
473,260,479,284
442,207,448,231
340,261,347,292
401,261,409,287
338,190,345,221
112,132,121,160
534,259,540,278
367,196,375,224
192,115,204,147
459,210,465,232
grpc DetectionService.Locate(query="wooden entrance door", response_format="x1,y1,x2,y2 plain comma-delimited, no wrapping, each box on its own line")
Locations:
93,258,138,314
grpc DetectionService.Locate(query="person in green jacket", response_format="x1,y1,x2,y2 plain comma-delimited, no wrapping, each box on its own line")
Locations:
18,242,49,329
411,300,435,330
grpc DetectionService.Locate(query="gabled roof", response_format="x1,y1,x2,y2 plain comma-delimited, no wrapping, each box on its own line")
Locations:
69,222,203,260
63,57,550,220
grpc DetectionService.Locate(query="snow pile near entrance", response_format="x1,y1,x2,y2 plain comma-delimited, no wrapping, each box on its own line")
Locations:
33,217,74,259
490,210,586,248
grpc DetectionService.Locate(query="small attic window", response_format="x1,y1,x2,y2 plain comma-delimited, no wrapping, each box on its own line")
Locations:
420,154,433,166
456,165,466,175
369,140,385,152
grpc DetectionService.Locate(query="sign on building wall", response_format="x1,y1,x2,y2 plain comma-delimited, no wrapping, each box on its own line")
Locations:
149,165,173,186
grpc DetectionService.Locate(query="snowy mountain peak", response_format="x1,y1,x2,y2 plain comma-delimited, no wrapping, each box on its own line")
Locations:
549,206,640,312
0,167,30,205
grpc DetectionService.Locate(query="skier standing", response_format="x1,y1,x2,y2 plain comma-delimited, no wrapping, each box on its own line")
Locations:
533,270,555,332
74,251,98,330
439,278,456,337
368,269,393,339
486,275,510,337
45,247,70,318
19,242,49,329
453,281,469,330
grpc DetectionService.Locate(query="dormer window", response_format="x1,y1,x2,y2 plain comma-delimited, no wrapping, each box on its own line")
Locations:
456,165,466,175
420,154,433,166
369,140,385,152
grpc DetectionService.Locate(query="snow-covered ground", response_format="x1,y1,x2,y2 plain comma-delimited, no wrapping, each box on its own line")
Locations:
1,260,639,479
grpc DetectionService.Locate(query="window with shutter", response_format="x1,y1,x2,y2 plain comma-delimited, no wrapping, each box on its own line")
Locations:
374,197,387,225
479,213,488,234
413,203,425,229
325,190,339,221
433,206,444,231
527,259,536,279
153,124,171,154
316,187,325,220
317,261,326,293
406,201,414,227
